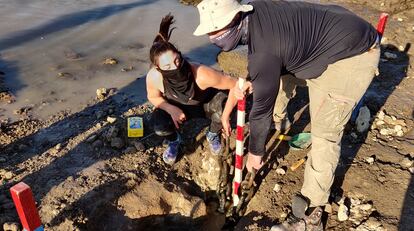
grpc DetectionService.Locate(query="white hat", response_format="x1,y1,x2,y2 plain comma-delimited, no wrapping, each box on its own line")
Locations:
193,0,253,36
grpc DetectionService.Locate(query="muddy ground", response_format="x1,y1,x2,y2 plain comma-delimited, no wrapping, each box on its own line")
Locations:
1,0,414,231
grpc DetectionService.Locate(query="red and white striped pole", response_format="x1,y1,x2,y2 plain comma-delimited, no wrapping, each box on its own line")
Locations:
233,78,246,206
376,13,389,42
10,182,44,231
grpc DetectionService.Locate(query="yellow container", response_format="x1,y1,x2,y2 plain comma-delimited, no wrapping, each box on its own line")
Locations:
127,116,144,137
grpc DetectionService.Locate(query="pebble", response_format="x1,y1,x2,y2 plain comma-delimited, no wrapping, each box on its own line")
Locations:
394,125,402,132
253,215,263,221
409,167,414,174
338,203,349,221
384,52,397,60
375,120,385,126
396,130,404,137
379,128,389,136
377,111,385,120
4,171,13,180
365,157,375,164
102,58,118,65
356,106,371,133
397,17,403,22
55,143,62,151
96,88,108,100
275,168,286,175
273,183,282,192
358,203,373,211
107,116,117,124
400,157,413,168
3,222,20,231
280,212,288,219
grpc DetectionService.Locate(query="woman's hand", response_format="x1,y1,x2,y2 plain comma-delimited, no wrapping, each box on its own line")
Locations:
167,106,186,129
234,80,253,100
221,114,231,137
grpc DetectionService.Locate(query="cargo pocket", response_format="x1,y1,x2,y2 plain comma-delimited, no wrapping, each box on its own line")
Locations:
312,93,356,142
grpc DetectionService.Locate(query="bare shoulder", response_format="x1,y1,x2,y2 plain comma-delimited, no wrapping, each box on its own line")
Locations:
146,67,163,91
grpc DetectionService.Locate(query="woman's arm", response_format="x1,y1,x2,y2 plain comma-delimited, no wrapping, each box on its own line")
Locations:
193,64,240,136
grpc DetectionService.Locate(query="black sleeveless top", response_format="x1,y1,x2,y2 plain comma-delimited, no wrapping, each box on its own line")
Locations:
159,58,216,106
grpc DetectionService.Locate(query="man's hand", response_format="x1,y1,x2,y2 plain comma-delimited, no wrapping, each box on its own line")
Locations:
221,115,231,137
167,106,186,129
234,80,253,100
245,152,264,172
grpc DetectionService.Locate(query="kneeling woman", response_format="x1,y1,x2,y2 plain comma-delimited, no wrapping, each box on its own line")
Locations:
146,14,237,165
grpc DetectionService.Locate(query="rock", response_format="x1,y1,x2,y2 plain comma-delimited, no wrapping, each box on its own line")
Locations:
379,128,390,136
409,167,414,174
400,157,413,168
102,58,118,65
377,111,385,120
96,88,108,100
3,222,20,231
280,212,288,219
365,157,375,164
396,130,404,137
356,106,371,133
384,52,397,59
397,17,403,22
0,157,7,163
338,203,349,221
358,203,373,211
253,215,263,221
273,183,282,192
275,167,286,175
4,171,13,180
111,137,125,149
132,141,146,152
107,116,117,124
55,143,62,151
375,120,385,126
194,153,220,190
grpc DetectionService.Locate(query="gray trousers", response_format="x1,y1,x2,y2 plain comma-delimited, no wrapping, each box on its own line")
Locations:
273,47,380,206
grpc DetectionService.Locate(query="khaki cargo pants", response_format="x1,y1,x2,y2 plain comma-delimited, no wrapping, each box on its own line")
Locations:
273,47,380,206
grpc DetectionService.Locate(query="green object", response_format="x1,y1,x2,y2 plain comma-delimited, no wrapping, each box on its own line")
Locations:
288,132,312,150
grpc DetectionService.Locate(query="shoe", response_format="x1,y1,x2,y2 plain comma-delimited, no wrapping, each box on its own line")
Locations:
162,133,182,165
206,131,222,155
270,206,323,231
274,118,292,132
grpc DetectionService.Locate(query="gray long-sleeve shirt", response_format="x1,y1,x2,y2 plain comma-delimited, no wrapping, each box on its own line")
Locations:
246,0,377,155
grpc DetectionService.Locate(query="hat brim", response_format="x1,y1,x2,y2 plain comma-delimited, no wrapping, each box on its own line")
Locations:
193,4,253,36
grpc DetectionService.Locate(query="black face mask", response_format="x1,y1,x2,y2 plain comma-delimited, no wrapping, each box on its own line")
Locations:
158,55,195,103
210,14,249,51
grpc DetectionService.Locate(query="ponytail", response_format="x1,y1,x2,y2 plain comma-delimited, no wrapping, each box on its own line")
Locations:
150,13,179,66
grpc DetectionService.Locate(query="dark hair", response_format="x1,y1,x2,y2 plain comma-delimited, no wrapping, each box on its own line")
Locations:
150,13,180,66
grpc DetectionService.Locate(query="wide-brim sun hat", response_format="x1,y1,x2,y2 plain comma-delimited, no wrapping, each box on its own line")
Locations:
193,0,253,36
